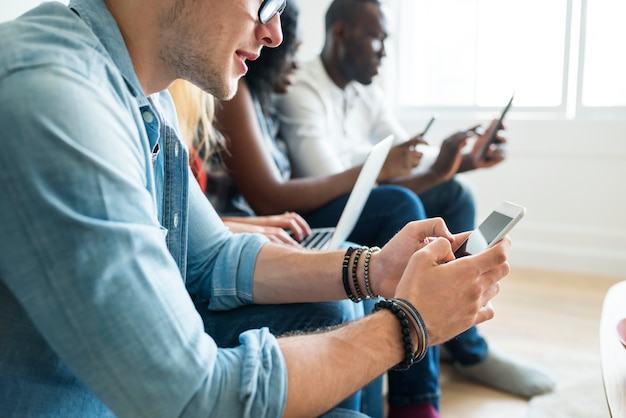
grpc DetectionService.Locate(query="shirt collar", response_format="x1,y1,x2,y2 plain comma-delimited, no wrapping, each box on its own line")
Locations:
69,0,149,107
312,55,363,103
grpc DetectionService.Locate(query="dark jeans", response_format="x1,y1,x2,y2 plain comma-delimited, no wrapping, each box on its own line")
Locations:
195,300,365,413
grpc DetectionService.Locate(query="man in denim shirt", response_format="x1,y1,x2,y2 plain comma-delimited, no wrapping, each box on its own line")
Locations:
0,0,512,417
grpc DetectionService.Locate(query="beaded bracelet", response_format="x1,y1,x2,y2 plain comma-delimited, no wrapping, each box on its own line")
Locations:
363,246,381,298
393,298,429,363
351,247,365,301
374,299,415,370
374,298,430,370
342,247,360,302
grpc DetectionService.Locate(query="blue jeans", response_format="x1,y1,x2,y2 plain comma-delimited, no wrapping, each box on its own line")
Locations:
386,177,489,410
195,300,365,412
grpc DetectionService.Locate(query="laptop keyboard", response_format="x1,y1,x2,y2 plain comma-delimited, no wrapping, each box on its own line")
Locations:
299,228,335,250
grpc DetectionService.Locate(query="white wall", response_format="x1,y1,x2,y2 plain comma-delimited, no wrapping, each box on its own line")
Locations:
294,0,626,279
1,1,67,22
5,1,625,279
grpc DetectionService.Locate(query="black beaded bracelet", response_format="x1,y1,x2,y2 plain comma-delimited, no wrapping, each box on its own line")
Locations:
374,299,417,371
342,247,360,302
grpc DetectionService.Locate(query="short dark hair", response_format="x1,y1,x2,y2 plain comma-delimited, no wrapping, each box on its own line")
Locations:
324,0,381,31
245,0,299,113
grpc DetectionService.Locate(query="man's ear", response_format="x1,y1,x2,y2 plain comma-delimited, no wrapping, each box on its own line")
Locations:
330,21,349,44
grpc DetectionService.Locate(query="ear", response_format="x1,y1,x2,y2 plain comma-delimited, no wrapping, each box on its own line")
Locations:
330,21,350,44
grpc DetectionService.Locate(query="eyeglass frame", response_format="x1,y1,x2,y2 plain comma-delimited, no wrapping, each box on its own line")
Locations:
258,0,286,25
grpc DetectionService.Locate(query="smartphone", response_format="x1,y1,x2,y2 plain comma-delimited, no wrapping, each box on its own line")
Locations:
454,201,526,258
421,115,436,136
476,95,514,162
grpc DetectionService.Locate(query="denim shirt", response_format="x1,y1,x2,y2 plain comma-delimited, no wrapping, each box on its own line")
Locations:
0,1,286,417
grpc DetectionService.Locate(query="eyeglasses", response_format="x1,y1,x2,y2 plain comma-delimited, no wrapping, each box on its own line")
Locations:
258,0,286,25
370,38,385,54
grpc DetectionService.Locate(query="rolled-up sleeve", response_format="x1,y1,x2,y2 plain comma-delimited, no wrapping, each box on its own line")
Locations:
185,176,269,310
182,329,287,417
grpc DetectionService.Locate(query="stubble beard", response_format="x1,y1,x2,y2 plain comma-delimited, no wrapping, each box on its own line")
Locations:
176,57,236,101
158,0,237,100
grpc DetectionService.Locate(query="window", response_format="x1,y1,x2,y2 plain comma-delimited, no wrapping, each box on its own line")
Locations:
1,1,69,23
390,0,626,117
581,0,626,107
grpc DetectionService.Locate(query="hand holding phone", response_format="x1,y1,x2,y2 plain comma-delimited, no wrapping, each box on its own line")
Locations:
454,201,525,258
476,95,514,162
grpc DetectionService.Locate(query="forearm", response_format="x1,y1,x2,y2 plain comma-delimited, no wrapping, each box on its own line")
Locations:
243,167,362,216
389,169,446,195
251,244,348,303
279,310,403,417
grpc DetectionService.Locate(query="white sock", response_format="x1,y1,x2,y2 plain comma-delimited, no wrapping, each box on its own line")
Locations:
454,347,556,398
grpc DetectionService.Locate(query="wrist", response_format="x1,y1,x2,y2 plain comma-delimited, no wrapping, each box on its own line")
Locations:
341,246,382,302
373,298,429,370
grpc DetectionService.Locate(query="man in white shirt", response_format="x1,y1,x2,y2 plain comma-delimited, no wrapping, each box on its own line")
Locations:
276,0,555,416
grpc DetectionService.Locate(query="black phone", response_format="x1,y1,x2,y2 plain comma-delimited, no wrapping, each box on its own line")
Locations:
476,95,514,162
421,115,436,136
454,200,526,258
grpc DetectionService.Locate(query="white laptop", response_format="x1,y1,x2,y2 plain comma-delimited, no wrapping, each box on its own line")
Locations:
298,135,394,250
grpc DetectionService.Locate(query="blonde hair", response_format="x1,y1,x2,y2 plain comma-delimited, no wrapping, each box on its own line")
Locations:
168,79,223,158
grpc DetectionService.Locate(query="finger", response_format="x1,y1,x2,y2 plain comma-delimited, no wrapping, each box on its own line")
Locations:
474,300,496,325
411,218,454,243
467,238,511,278
451,231,472,252
482,282,501,304
405,136,424,146
281,214,311,241
296,217,312,237
273,231,302,247
410,152,423,168
414,235,455,265
465,124,482,136
290,215,312,239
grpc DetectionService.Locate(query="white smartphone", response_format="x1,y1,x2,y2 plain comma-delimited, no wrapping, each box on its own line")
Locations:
454,201,526,258
476,94,514,162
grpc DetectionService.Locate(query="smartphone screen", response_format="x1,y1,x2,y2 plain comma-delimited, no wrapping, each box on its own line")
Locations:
476,95,514,162
454,201,525,258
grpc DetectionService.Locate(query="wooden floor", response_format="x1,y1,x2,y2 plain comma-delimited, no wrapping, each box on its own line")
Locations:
395,266,623,418
436,267,623,418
